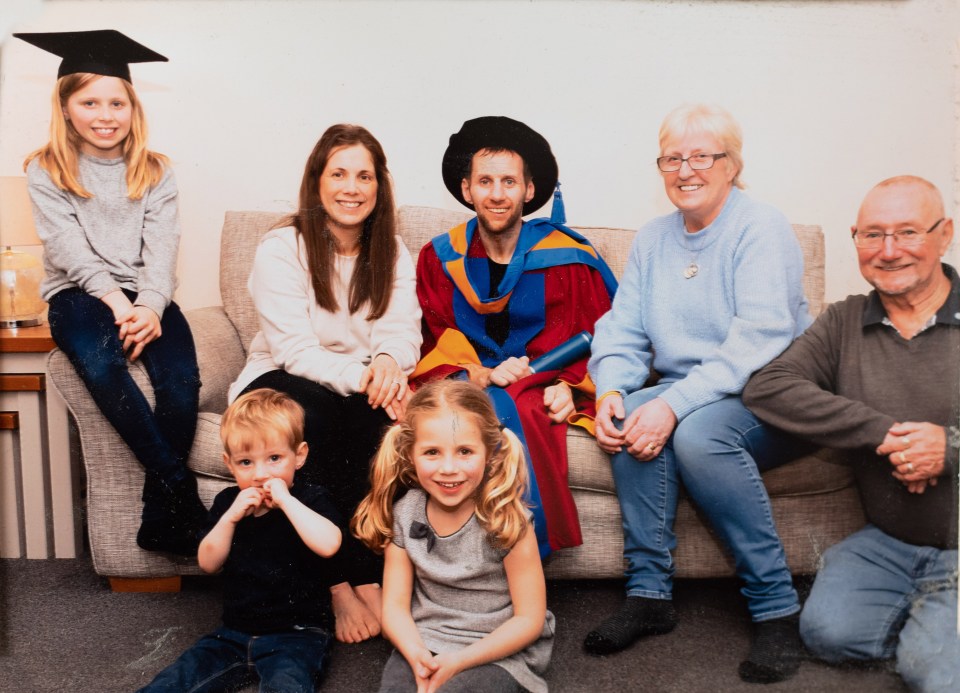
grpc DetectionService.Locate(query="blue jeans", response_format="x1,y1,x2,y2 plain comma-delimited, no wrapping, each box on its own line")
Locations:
611,385,800,621
48,288,199,482
801,525,959,692
138,625,331,692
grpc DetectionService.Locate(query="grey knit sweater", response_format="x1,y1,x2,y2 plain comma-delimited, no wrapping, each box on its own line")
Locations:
26,154,180,318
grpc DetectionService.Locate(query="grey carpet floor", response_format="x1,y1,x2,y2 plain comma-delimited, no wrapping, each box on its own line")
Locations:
0,558,903,692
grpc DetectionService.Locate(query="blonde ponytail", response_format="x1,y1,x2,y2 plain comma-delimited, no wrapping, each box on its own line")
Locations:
351,424,417,553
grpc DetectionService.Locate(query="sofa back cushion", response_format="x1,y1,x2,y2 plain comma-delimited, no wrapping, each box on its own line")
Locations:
219,206,825,355
221,211,287,353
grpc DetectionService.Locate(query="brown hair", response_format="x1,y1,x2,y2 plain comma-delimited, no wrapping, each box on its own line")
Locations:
280,124,398,319
352,380,530,552
24,73,167,200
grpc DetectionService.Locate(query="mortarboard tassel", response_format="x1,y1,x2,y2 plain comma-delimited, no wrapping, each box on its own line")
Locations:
550,181,566,224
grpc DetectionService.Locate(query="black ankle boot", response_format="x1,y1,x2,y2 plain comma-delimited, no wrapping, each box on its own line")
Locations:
136,472,207,556
136,508,201,556
584,596,677,655
738,613,803,683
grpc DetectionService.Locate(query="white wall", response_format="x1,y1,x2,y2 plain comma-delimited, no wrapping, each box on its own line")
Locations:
2,0,957,310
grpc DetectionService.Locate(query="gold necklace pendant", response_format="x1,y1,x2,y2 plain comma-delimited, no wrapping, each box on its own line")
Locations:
684,262,699,279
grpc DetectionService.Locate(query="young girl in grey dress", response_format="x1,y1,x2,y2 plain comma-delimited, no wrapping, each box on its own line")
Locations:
353,380,555,693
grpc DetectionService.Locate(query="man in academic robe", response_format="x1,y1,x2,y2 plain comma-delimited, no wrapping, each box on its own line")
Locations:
412,116,617,556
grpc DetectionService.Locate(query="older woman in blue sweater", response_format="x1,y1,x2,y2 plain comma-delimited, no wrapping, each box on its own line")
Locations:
584,104,812,683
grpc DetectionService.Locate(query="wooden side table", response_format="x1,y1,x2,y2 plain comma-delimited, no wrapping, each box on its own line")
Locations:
0,323,80,558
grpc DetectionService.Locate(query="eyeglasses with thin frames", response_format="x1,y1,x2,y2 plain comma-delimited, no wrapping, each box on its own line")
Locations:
656,153,727,173
851,218,945,249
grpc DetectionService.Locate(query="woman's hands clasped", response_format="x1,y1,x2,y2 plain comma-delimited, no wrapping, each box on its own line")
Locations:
595,394,677,461
360,353,410,421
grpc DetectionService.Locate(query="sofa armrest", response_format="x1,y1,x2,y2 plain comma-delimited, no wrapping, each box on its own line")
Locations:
184,305,247,414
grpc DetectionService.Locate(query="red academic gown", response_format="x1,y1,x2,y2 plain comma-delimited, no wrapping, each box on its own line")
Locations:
413,218,615,551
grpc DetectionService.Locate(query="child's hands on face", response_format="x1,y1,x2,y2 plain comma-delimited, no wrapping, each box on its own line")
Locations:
261,477,291,509
225,487,266,523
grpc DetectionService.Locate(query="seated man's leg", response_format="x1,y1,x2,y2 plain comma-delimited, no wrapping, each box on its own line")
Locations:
252,627,332,693
584,385,678,655
800,525,915,662
896,550,959,693
137,627,251,693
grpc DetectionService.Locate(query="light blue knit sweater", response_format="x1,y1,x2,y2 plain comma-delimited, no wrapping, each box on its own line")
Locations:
588,187,812,421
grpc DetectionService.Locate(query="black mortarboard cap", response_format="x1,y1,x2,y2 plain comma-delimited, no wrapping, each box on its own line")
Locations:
442,116,559,214
14,30,167,82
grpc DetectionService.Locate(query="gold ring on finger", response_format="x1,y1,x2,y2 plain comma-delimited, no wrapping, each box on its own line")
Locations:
898,451,908,464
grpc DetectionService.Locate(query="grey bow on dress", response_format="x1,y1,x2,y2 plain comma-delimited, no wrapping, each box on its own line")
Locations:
409,521,436,552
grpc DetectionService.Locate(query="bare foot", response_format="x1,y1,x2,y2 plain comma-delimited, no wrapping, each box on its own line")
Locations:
355,582,382,622
330,581,381,643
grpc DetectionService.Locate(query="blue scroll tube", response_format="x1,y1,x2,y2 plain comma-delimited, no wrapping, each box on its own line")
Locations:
528,331,592,374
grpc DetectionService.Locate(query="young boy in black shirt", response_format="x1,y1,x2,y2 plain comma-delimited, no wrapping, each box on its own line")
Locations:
139,388,343,692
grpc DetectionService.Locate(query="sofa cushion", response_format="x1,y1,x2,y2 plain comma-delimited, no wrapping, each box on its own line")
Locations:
188,412,233,481
220,210,287,354
567,427,854,497
185,305,248,414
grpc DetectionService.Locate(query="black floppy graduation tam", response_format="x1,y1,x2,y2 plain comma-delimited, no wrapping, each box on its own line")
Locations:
442,116,559,215
14,29,167,82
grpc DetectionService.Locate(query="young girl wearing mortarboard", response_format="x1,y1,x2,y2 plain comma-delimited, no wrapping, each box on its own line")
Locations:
17,30,206,556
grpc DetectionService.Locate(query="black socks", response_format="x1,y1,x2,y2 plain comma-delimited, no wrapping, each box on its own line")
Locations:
583,596,677,655
585,596,803,683
738,613,803,684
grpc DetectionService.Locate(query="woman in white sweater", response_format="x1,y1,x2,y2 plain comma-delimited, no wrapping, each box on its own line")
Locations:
229,124,421,644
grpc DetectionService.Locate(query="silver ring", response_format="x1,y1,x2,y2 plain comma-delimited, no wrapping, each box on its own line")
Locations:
907,462,914,473
898,451,908,464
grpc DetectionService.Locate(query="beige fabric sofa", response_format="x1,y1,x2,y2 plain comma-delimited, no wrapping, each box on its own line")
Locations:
48,206,866,589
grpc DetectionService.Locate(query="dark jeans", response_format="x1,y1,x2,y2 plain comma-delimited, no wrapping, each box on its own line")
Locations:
242,369,389,585
377,650,524,692
48,288,200,482
138,625,331,693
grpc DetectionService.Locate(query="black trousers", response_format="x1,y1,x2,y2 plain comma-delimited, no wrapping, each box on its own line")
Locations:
242,369,388,586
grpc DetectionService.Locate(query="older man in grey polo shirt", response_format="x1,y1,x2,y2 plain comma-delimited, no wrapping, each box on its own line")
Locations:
744,175,958,692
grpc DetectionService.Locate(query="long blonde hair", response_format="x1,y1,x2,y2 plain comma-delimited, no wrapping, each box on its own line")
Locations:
352,380,530,553
23,73,168,199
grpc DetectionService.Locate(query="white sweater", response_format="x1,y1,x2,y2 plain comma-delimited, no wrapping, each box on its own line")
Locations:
229,227,422,400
